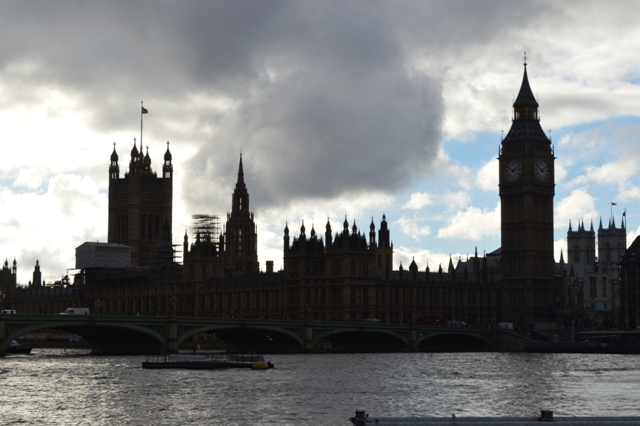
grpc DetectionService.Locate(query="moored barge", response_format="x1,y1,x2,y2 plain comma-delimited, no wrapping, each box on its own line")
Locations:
142,353,274,370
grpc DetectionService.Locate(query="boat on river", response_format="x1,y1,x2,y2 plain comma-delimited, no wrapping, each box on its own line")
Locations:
142,353,274,370
525,330,640,354
7,340,32,355
350,410,640,425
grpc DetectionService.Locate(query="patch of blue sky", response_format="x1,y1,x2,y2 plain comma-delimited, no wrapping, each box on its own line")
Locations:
442,131,502,167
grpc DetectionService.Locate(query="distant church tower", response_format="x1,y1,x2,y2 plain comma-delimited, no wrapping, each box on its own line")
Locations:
567,220,595,265
108,140,173,266
598,214,626,278
222,154,258,272
499,59,555,326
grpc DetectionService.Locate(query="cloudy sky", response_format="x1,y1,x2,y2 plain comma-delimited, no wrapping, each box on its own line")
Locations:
2,1,640,283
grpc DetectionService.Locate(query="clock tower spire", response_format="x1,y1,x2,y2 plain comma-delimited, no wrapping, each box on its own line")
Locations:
498,59,555,327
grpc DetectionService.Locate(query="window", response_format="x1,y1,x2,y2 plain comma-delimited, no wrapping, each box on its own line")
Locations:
573,244,580,263
602,277,607,298
589,277,597,298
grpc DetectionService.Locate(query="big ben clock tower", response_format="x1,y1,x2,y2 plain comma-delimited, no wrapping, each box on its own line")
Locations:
499,58,555,326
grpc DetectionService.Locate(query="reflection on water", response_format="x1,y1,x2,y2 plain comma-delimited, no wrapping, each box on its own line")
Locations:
1,350,640,425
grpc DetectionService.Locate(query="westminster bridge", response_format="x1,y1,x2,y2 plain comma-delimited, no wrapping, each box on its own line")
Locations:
0,314,531,356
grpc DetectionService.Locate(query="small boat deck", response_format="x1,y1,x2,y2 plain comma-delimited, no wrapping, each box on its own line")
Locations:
142,353,272,369
350,410,640,425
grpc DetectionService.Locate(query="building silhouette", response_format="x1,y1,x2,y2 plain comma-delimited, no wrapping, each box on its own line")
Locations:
562,215,627,327
7,62,638,334
498,61,555,325
182,154,259,281
108,140,173,266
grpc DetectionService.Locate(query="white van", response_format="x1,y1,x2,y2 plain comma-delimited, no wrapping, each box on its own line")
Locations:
1,309,17,314
59,308,90,315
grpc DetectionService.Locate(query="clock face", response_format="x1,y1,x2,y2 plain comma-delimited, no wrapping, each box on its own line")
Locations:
504,159,521,182
535,159,550,181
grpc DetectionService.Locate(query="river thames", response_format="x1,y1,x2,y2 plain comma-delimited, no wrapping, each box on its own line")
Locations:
2,350,640,425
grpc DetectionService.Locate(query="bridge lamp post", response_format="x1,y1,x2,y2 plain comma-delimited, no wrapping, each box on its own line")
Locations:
170,296,177,314
94,299,102,315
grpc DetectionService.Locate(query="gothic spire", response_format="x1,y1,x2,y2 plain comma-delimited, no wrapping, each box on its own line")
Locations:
513,58,539,110
231,153,249,215
164,141,172,162
237,152,245,186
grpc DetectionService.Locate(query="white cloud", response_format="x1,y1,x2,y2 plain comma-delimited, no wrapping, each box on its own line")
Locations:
0,173,107,283
476,158,498,192
555,189,598,229
394,215,431,241
437,202,500,241
585,149,639,186
618,185,640,202
402,192,433,210
554,162,568,184
554,238,567,263
442,191,471,210
627,225,640,248
394,246,468,272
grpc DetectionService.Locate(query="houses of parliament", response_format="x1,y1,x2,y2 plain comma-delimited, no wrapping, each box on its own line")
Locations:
3,64,640,331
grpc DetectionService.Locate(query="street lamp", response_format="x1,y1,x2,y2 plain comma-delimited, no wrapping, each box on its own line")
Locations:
94,299,102,315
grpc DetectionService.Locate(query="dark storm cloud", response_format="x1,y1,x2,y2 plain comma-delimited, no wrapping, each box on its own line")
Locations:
0,0,556,215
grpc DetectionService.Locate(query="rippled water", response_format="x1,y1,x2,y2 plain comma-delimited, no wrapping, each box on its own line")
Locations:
2,350,640,425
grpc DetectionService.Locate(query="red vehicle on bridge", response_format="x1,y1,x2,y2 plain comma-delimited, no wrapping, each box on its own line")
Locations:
414,314,447,326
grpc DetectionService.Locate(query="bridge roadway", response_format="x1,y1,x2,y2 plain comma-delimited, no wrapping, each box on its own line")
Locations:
0,315,529,355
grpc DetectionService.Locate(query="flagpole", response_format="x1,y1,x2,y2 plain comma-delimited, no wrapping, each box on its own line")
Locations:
140,101,143,150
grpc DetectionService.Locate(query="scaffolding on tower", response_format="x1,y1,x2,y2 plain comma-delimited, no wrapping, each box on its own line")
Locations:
190,214,222,250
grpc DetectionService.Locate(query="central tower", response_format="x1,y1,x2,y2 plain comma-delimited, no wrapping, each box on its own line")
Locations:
223,154,258,272
499,61,555,326
108,140,173,266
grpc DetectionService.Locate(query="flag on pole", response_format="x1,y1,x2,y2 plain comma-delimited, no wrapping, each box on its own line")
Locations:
141,106,149,114
612,202,617,206
623,211,626,217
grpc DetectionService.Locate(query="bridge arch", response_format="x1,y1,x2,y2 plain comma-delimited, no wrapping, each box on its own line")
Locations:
4,320,166,355
417,331,492,352
176,324,305,353
314,328,410,352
